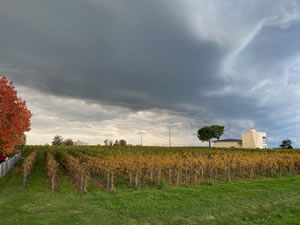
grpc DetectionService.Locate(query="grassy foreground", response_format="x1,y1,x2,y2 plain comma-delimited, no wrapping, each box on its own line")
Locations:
1,153,300,225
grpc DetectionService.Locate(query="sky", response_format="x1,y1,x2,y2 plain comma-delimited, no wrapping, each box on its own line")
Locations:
1,0,300,147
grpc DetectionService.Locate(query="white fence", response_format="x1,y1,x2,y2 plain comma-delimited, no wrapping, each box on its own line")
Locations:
0,152,22,178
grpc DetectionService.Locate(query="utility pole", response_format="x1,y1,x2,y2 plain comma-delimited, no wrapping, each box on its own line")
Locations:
137,131,145,146
167,123,181,147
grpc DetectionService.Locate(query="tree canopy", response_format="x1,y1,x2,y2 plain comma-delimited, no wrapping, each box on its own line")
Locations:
104,139,113,146
118,139,127,146
210,125,224,140
113,139,127,146
52,135,64,146
63,139,74,146
280,138,293,149
0,74,32,154
197,125,224,147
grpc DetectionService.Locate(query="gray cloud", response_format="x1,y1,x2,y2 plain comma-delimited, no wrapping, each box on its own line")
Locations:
1,0,300,147
0,0,226,109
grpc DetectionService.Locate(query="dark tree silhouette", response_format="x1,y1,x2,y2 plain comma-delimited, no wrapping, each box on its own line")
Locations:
52,135,64,146
63,139,74,146
280,138,293,149
211,125,224,140
198,125,224,147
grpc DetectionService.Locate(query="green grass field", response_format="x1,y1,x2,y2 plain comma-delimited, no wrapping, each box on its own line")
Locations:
1,151,300,225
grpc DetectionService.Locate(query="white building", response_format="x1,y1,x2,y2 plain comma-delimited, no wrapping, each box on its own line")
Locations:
213,128,267,149
242,128,267,149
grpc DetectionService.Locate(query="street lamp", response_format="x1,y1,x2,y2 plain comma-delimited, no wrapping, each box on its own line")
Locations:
166,122,181,147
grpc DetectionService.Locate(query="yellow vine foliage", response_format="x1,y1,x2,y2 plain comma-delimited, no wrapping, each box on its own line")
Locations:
22,151,37,186
75,151,300,189
62,153,89,193
46,152,59,191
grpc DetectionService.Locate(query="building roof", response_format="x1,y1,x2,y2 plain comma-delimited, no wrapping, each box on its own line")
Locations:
212,139,242,143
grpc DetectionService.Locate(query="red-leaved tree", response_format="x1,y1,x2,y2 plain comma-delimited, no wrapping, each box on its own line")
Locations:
0,74,32,154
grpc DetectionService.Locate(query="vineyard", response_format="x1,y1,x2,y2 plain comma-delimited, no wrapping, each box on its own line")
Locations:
18,146,300,193
1,145,300,225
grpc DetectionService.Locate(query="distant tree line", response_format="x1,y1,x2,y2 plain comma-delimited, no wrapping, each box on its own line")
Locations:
104,139,127,146
52,135,74,146
51,135,128,146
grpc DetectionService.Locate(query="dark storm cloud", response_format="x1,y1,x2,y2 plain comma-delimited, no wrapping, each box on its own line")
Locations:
0,0,226,111
1,0,300,147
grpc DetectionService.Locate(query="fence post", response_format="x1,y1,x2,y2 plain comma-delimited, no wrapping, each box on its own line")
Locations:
5,161,8,176
0,163,3,178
